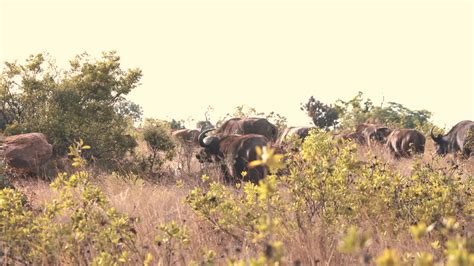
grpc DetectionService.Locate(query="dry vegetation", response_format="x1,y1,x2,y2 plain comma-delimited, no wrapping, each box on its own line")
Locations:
4,133,473,265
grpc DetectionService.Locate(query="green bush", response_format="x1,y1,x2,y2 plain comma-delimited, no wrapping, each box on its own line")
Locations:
140,118,175,175
300,96,339,130
334,92,435,133
0,52,142,168
0,142,142,264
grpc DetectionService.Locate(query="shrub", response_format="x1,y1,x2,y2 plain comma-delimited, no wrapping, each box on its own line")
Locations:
0,142,143,264
140,119,175,175
0,52,142,168
185,129,474,264
300,96,339,130
334,92,435,132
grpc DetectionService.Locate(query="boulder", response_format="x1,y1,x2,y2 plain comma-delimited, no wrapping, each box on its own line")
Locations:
4,133,53,172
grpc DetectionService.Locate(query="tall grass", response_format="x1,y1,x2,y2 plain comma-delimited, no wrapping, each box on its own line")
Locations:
4,136,473,265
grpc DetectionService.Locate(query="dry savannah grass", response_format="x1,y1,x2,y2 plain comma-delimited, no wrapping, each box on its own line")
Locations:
5,133,473,265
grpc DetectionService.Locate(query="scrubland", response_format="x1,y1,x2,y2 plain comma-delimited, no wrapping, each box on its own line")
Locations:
2,131,473,265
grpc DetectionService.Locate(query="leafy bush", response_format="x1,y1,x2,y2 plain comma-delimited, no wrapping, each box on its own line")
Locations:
340,218,474,266
0,142,142,264
140,118,175,174
196,120,214,131
0,158,12,190
154,221,190,265
0,52,142,168
334,92,435,132
169,119,186,130
300,96,339,130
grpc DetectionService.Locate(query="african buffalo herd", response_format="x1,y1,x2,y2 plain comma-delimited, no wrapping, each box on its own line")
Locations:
171,118,474,183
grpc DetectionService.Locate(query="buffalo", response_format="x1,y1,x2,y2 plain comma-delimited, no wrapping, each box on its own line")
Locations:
385,129,425,158
172,129,200,147
197,128,269,183
430,120,474,157
215,117,278,142
355,123,392,146
276,126,314,146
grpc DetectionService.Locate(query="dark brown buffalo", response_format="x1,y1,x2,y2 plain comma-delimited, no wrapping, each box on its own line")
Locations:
356,123,392,146
385,129,425,158
197,128,268,183
215,117,278,142
172,129,200,146
276,126,314,146
431,120,474,157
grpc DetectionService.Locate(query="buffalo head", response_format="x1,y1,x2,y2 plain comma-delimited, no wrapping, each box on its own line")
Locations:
196,128,269,183
430,127,447,155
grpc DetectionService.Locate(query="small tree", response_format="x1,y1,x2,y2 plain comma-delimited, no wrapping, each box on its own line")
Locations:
141,119,175,174
196,120,213,130
0,52,142,168
301,96,339,131
169,119,185,130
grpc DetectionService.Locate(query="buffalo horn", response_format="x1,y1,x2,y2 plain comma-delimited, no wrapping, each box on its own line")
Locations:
198,128,214,147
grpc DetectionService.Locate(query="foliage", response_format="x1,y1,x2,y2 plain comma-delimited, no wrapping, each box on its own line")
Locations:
375,249,401,266
140,118,175,174
155,221,190,265
195,105,215,130
0,52,142,167
0,141,142,264
300,96,339,130
169,119,185,130
334,92,434,133
0,156,12,190
337,226,371,254
341,217,474,266
248,145,285,174
0,142,230,264
187,175,288,264
186,129,474,264
0,111,6,131
196,120,214,131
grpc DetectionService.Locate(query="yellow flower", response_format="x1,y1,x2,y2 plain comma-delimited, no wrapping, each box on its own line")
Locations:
201,175,210,182
248,145,284,173
376,249,401,266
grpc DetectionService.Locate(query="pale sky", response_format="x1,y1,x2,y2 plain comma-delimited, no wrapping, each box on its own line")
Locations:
1,0,472,129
